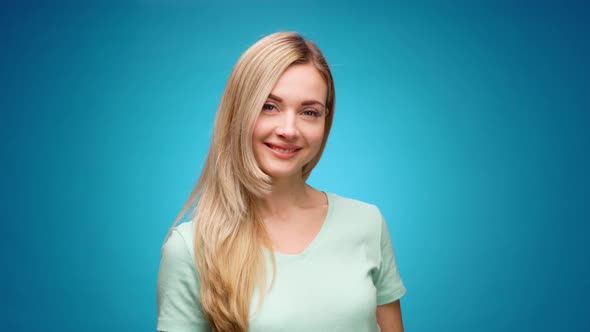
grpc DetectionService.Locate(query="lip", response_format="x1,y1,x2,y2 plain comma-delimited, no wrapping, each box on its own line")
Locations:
264,142,302,159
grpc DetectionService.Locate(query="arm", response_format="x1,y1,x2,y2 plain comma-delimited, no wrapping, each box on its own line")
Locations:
373,210,406,332
157,227,211,332
376,300,404,332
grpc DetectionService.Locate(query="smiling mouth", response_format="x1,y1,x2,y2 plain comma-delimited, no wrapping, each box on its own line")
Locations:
265,143,301,153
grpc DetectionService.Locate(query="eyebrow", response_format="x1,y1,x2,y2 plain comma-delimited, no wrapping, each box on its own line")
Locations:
268,93,325,108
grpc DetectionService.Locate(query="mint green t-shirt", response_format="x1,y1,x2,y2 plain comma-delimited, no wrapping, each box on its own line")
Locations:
157,192,406,331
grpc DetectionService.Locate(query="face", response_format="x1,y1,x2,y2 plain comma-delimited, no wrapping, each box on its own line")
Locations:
252,63,328,180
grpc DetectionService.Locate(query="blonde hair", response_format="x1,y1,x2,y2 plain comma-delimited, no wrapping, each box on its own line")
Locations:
167,31,335,331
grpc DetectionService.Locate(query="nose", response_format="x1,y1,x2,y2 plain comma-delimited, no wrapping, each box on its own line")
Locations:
275,111,299,139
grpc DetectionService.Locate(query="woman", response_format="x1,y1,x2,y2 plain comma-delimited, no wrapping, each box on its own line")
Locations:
157,31,406,332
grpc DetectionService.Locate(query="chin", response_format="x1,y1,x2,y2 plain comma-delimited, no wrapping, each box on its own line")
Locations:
263,169,301,180
259,163,304,180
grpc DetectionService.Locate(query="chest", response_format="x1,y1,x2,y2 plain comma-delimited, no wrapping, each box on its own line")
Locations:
263,207,327,255
249,245,380,332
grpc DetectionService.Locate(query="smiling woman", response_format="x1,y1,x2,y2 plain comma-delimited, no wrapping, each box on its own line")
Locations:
157,31,407,332
253,63,327,179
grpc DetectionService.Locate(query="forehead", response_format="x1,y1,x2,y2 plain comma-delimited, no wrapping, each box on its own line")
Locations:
270,63,327,104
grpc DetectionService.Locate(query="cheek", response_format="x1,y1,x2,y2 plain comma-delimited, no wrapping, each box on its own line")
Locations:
251,119,274,159
252,118,269,140
311,130,325,145
308,122,326,146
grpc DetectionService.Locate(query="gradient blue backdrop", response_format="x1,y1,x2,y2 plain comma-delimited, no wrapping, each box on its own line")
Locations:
2,0,589,331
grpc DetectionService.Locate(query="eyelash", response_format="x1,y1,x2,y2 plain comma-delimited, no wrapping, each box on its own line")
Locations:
302,110,321,117
262,103,321,118
262,103,276,111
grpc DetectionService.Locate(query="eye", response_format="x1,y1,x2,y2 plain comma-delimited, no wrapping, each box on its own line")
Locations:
302,109,321,117
262,103,277,112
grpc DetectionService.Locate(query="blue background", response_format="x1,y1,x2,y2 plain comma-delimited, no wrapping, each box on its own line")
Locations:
2,0,589,331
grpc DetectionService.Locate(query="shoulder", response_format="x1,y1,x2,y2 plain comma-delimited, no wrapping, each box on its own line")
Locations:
158,221,199,291
327,191,382,221
325,191,384,240
158,221,207,330
161,220,196,263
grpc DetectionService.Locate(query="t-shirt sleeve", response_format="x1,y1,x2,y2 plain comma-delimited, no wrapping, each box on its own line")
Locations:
371,212,407,305
157,228,211,332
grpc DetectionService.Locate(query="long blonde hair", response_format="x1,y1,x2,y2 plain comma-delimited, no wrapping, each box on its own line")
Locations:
168,31,335,331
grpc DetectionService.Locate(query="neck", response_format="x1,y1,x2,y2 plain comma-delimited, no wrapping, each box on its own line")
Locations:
257,175,311,216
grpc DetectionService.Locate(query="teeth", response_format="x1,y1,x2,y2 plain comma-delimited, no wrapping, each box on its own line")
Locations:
270,145,297,153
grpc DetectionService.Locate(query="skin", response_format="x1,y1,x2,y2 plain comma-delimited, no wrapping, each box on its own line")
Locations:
252,63,404,330
252,63,327,183
377,300,404,332
253,63,329,254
